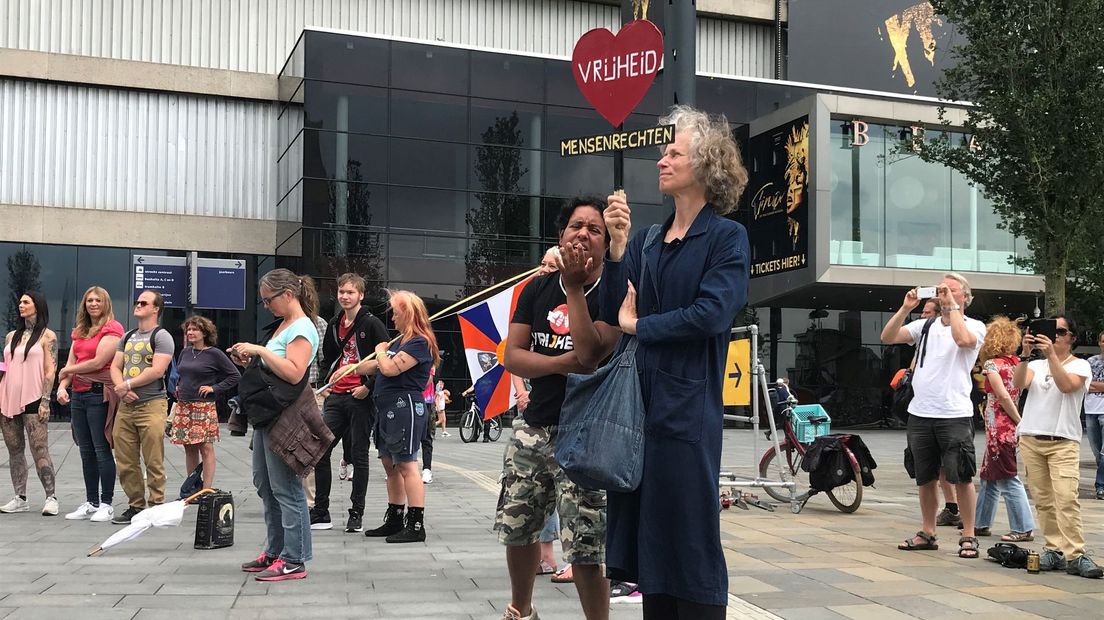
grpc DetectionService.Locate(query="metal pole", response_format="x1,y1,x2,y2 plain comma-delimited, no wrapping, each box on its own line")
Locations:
662,0,696,108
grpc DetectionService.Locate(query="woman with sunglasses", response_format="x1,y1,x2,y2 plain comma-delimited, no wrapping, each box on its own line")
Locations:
231,269,319,581
0,292,59,516
57,286,124,522
341,290,438,544
1014,316,1102,579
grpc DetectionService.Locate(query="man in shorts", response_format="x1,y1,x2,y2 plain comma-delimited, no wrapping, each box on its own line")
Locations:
881,273,986,559
498,197,616,620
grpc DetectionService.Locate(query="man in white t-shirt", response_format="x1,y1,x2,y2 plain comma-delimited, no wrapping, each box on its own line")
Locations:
1014,316,1101,578
881,274,986,559
1084,331,1104,500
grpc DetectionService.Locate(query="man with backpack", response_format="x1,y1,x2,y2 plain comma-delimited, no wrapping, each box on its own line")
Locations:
109,290,175,524
881,274,986,559
312,273,388,533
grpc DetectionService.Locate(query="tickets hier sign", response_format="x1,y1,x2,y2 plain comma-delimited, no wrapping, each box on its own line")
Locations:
571,20,663,128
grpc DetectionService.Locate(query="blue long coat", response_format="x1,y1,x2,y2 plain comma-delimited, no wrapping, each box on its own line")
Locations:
599,204,749,607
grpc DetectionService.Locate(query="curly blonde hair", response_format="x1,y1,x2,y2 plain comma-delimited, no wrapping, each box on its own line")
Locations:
658,105,748,215
979,315,1023,362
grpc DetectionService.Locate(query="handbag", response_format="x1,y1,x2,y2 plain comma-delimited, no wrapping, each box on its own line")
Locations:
891,317,936,423
238,356,310,429
555,224,661,492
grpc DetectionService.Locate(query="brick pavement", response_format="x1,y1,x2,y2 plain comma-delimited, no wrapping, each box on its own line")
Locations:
0,425,1100,619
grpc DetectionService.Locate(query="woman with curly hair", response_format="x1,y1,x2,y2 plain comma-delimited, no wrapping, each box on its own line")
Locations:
172,315,240,489
592,105,751,618
974,316,1034,542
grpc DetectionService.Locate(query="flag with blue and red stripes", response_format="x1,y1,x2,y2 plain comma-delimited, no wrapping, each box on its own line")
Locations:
456,277,532,420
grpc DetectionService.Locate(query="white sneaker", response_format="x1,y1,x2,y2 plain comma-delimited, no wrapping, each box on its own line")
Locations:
42,496,59,516
0,497,29,513
65,501,98,520
90,504,114,523
346,465,353,481
441,431,451,437
422,468,433,484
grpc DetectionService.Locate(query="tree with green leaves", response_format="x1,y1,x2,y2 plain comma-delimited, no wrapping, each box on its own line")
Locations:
917,1,1104,317
7,250,42,330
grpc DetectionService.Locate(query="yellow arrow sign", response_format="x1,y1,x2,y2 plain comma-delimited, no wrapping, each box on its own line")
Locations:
723,339,751,406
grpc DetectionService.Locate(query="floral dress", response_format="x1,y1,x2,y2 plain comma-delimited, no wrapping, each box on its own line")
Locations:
980,355,1020,480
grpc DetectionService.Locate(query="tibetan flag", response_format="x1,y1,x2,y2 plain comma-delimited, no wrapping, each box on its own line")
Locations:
457,277,533,420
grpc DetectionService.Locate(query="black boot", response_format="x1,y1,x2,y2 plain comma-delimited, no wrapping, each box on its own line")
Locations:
364,503,405,537
386,507,426,543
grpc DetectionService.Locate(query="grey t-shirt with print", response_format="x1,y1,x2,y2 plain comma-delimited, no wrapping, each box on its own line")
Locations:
118,327,176,403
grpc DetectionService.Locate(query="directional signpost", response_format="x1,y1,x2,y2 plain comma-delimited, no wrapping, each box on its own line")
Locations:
194,257,247,310
133,255,188,307
722,339,751,407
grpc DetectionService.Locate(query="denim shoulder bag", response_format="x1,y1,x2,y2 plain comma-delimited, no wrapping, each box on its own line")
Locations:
556,224,660,492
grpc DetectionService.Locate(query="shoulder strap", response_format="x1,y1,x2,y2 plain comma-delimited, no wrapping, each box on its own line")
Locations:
915,317,937,369
639,224,662,283
325,313,366,380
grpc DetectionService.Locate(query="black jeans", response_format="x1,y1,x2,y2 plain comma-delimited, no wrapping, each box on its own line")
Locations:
315,393,375,515
642,594,726,620
420,405,436,470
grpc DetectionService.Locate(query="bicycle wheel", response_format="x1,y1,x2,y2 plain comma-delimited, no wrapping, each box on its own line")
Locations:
486,417,502,442
459,410,479,443
826,448,863,513
758,446,811,503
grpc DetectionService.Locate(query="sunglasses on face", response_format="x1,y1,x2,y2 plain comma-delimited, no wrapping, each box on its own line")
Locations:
134,300,152,307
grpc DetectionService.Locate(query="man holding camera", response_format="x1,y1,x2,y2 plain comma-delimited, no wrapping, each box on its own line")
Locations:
881,274,986,559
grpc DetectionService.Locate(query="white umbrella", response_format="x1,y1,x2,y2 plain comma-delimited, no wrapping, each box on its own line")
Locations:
88,489,215,556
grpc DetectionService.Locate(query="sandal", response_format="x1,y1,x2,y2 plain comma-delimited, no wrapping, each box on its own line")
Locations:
898,531,938,551
550,563,574,583
958,536,980,559
536,560,557,575
1000,531,1034,542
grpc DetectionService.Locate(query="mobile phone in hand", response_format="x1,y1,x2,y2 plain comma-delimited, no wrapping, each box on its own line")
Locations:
916,286,937,299
1028,318,1057,342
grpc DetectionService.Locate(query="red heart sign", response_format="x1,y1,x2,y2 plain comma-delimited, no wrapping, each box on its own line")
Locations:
571,20,664,128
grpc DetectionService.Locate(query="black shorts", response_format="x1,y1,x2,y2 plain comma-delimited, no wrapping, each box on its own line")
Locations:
905,416,976,486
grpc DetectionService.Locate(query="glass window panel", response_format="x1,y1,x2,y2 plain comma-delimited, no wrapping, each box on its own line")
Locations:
298,228,387,288
304,81,388,134
389,187,467,233
390,138,467,189
390,90,468,142
469,144,538,195
471,52,544,103
885,127,950,270
302,130,388,184
301,178,388,230
624,157,663,206
544,152,614,198
391,42,468,95
696,77,759,126
829,120,886,267
304,31,389,86
469,192,541,240
470,99,544,148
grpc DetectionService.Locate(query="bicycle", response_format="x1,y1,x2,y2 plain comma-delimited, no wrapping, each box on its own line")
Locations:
757,390,864,513
459,395,502,443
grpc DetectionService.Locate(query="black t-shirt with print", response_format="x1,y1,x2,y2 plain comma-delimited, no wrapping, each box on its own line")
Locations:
510,273,601,428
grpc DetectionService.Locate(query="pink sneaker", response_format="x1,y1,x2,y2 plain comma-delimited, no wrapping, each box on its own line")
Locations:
240,552,275,573
254,558,307,581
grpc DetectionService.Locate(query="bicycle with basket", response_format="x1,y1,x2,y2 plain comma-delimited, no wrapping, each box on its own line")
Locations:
757,385,874,513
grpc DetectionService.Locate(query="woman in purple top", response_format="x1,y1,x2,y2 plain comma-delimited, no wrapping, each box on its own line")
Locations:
171,315,240,489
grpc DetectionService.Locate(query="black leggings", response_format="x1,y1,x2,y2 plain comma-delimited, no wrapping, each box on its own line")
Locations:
642,593,726,620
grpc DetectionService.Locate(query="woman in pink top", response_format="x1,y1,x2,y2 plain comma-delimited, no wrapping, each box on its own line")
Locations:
56,286,124,523
0,291,59,516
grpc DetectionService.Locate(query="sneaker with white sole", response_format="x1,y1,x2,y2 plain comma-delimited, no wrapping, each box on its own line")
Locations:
90,504,114,523
0,497,29,513
254,558,307,581
501,604,539,620
338,460,349,481
422,468,433,484
42,496,59,516
65,502,98,520
441,431,451,437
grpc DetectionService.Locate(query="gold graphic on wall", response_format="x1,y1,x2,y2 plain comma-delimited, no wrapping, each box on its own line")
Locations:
632,0,650,21
784,122,809,249
882,2,942,89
